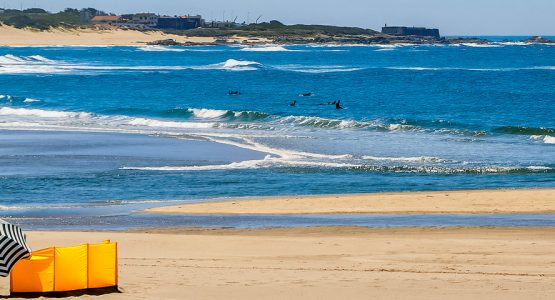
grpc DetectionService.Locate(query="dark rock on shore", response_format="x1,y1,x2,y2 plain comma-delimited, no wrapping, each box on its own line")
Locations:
147,39,182,46
146,39,214,46
524,36,555,44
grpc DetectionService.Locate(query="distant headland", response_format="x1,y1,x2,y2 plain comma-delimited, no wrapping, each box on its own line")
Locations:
0,7,553,46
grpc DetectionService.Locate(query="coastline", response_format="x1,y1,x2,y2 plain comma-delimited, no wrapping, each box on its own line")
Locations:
0,25,218,46
146,189,555,215
0,25,552,46
2,226,553,299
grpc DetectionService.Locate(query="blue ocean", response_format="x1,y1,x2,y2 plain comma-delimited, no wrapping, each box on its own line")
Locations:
0,41,554,229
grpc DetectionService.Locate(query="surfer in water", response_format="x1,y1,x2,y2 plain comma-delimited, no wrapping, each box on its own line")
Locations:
335,100,343,109
228,90,240,95
290,100,297,106
300,92,313,97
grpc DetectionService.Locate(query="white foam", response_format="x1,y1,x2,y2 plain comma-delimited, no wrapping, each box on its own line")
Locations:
27,55,56,62
278,115,370,129
222,59,260,69
128,117,215,129
387,66,440,71
0,107,90,118
194,59,261,71
544,136,555,144
460,43,502,48
0,54,264,74
527,166,553,170
0,54,72,74
362,155,448,163
187,108,228,119
497,41,530,46
122,154,361,171
273,64,364,73
239,45,295,52
387,66,555,72
137,45,186,52
23,98,41,103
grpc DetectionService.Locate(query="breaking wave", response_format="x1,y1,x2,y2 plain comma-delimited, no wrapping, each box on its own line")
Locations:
493,126,554,136
122,158,553,174
459,43,502,48
127,117,215,129
137,45,186,52
0,95,41,103
0,105,490,137
0,54,70,74
361,155,449,163
196,59,262,71
0,54,264,74
0,107,90,118
239,45,296,52
273,64,365,73
543,136,555,144
387,66,555,72
160,108,270,121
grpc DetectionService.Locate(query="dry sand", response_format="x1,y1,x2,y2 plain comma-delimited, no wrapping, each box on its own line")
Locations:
0,25,221,46
147,189,555,215
0,227,553,299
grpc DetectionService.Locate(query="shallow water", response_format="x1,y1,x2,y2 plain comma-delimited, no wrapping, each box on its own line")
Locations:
0,43,553,228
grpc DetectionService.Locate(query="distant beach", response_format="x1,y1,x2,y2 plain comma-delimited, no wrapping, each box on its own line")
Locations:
0,25,259,46
147,189,555,215
0,25,553,46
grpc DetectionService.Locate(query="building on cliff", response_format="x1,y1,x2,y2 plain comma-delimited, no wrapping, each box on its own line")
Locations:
121,13,159,29
381,25,440,38
157,15,204,30
91,13,203,30
91,16,124,26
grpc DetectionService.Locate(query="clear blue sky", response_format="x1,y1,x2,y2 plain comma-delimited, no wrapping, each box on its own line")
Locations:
3,0,555,35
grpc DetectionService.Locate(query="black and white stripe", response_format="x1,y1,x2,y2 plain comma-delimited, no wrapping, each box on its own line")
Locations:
0,220,31,277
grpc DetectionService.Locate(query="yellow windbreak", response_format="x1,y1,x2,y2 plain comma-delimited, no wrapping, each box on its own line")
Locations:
10,241,117,293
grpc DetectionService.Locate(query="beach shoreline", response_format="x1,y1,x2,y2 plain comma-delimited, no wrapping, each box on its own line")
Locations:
0,25,552,46
146,188,555,215
1,226,553,299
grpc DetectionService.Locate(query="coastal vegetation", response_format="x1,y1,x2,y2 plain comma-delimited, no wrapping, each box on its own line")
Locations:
0,8,93,29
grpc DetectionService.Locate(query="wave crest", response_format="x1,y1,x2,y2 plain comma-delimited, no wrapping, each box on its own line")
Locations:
494,126,554,136
239,45,294,52
0,107,90,118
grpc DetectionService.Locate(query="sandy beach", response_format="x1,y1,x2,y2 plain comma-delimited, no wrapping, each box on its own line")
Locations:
0,25,262,46
0,226,553,299
147,189,555,215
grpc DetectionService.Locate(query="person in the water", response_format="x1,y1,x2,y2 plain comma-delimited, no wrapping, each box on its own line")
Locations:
228,90,240,95
301,92,313,97
335,100,343,109
290,100,297,106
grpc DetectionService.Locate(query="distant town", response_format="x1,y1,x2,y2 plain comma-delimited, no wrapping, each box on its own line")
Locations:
88,11,442,38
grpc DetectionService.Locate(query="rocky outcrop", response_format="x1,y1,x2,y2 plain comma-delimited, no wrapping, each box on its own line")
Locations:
146,35,552,47
147,39,181,46
524,36,555,44
146,39,214,46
